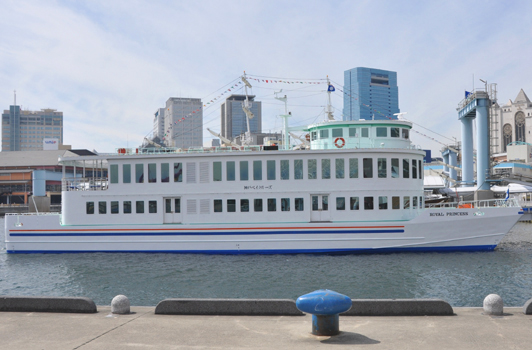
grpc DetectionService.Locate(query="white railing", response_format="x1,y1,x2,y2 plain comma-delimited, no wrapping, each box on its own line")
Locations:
427,197,520,209
62,177,108,192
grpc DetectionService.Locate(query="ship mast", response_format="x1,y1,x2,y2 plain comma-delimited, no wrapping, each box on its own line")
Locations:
326,76,335,121
275,90,290,150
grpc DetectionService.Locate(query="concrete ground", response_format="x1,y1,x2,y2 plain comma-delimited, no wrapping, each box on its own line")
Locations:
0,307,531,349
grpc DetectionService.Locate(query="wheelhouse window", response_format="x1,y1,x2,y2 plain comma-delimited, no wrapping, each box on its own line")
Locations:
308,159,317,179
311,131,317,141
349,128,357,137
391,128,400,138
161,163,169,182
376,127,387,137
320,129,329,139
332,128,343,137
227,161,235,181
281,160,289,180
363,158,373,178
335,159,344,179
148,163,157,183
294,159,303,179
174,163,183,182
110,164,118,184
253,161,262,180
361,128,369,137
322,159,331,179
135,164,144,183
213,162,222,181
123,164,131,183
402,128,409,139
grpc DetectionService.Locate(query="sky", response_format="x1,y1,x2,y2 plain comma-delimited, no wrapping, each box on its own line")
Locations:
1,0,531,154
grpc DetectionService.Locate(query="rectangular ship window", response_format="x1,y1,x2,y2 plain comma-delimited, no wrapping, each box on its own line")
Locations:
267,160,276,180
391,159,399,178
227,161,235,181
268,198,276,211
320,129,329,139
111,201,119,214
413,196,418,209
364,197,373,210
86,201,94,214
391,128,400,137
363,158,373,178
322,159,331,179
403,159,409,178
240,161,249,181
404,196,410,209
123,164,131,183
161,163,169,183
214,199,222,213
99,201,107,214
402,128,409,139
281,198,290,211
281,160,289,180
419,160,423,179
213,161,222,181
149,200,157,213
332,128,343,137
379,196,388,209
175,198,181,213
361,128,369,137
253,160,262,180
335,159,344,179
295,198,304,211
294,159,303,179
378,158,387,178
412,160,417,179
392,196,400,209
376,127,387,137
349,128,357,137
110,164,118,184
174,163,183,182
241,199,249,212
254,198,263,212
336,197,345,210
124,201,131,214
350,197,359,210
227,199,236,212
135,164,144,183
308,159,317,179
349,158,358,178
136,201,144,214
148,163,157,183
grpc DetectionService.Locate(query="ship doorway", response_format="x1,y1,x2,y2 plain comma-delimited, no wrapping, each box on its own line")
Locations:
164,197,182,224
310,194,330,222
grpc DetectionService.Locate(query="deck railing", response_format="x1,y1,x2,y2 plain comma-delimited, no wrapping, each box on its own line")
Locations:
62,177,108,192
426,197,520,209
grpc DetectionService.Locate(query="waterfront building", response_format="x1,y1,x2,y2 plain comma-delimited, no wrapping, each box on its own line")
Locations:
153,108,165,139
221,94,262,140
342,67,399,121
492,89,532,153
1,105,64,151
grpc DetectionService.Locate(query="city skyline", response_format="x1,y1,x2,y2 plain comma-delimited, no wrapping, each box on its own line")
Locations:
1,1,532,154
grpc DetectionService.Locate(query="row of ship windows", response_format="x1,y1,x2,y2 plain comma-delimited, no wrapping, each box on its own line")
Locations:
85,195,424,215
311,127,409,140
109,158,423,184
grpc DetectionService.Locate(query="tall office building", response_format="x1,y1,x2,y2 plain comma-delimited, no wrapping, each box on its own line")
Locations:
221,94,262,140
153,108,165,139
2,106,64,152
343,67,399,121
163,97,203,149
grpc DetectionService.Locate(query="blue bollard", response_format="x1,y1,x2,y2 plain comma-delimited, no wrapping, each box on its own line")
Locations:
296,289,352,336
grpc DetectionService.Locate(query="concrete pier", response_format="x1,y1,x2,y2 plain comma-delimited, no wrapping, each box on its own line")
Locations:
0,306,531,349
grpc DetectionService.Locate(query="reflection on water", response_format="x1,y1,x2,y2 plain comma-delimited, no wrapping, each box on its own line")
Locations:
1,218,531,306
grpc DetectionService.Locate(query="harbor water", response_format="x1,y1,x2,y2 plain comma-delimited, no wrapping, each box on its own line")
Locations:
1,217,531,307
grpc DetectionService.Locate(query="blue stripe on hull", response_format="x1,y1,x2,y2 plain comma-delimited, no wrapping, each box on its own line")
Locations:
9,229,404,237
6,245,498,254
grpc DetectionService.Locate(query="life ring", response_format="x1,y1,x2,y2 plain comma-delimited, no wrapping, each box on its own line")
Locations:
334,137,345,148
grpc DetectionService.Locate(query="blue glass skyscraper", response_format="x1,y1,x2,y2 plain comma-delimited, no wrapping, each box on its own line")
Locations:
343,67,399,121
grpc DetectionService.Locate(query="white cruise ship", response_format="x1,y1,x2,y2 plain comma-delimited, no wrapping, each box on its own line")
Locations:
4,118,522,253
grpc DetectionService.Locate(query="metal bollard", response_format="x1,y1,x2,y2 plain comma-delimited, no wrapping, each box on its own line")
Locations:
296,289,352,336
